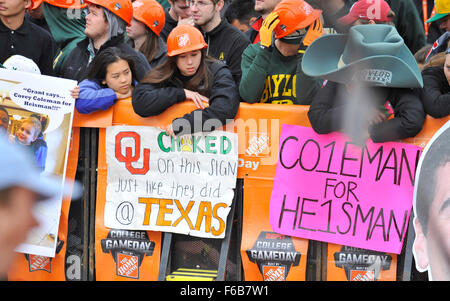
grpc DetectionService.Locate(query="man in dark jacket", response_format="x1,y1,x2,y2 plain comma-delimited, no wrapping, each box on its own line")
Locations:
160,0,193,41
59,1,150,82
385,0,426,54
0,0,55,75
190,0,250,85
303,24,425,144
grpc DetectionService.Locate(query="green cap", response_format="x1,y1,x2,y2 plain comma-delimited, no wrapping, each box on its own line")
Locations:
426,12,449,23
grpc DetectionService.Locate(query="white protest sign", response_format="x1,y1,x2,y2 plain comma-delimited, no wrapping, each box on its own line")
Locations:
104,126,238,239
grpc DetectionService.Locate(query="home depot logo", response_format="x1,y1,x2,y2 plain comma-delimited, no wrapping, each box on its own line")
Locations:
117,253,139,279
350,270,375,281
262,265,286,281
245,133,269,157
177,33,190,48
26,254,51,273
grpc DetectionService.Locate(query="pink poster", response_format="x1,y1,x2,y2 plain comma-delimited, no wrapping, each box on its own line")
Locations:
269,124,421,254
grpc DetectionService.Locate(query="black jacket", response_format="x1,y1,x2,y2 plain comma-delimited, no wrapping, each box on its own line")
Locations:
59,35,150,82
132,60,239,136
160,8,178,42
422,66,450,118
308,81,425,143
202,20,250,85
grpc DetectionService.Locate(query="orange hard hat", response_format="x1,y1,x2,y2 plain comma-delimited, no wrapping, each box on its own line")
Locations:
273,0,322,39
43,0,87,9
85,0,133,25
166,24,208,57
30,0,43,10
132,0,165,36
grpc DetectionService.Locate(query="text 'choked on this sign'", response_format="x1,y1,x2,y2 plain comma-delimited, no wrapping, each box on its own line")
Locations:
269,125,421,254
104,126,238,239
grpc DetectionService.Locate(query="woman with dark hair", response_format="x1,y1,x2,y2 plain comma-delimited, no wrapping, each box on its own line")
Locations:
74,47,138,114
126,0,167,68
132,24,239,137
421,49,450,118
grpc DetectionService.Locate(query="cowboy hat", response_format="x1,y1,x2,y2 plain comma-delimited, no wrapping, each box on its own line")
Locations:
302,24,423,88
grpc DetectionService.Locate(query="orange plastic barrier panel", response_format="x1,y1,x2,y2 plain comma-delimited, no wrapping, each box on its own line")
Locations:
72,107,113,128
94,128,161,281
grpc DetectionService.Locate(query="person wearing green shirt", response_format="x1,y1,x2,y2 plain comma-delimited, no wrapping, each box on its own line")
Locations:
40,0,87,77
239,0,323,105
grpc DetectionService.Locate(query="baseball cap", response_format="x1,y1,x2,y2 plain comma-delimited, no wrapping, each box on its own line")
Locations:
0,136,79,201
338,0,393,25
426,13,449,24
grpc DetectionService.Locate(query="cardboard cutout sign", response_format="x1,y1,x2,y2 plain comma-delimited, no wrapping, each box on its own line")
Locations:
270,124,421,254
412,120,450,281
0,68,77,257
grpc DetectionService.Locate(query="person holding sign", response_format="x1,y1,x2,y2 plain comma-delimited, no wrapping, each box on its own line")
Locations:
303,24,425,143
239,0,324,105
132,24,239,136
126,0,167,69
73,47,138,114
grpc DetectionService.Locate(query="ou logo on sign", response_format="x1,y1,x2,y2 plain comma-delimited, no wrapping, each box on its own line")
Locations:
115,131,150,175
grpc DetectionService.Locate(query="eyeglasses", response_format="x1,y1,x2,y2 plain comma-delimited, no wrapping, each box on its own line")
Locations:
188,0,214,8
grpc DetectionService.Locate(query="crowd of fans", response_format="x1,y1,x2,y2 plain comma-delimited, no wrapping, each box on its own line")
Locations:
0,0,448,143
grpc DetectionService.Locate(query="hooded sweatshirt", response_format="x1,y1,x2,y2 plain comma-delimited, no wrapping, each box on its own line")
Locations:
41,2,86,77
59,8,150,82
240,43,322,105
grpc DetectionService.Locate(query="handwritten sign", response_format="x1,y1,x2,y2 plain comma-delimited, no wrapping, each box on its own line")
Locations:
104,126,238,239
269,125,421,254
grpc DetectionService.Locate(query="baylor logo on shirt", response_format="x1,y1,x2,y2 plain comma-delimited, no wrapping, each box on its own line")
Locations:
260,74,297,104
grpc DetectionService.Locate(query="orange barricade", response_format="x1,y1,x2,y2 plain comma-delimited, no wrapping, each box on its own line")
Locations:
95,128,162,281
9,99,450,281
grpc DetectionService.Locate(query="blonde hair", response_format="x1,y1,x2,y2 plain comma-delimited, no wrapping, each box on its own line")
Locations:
21,117,42,139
